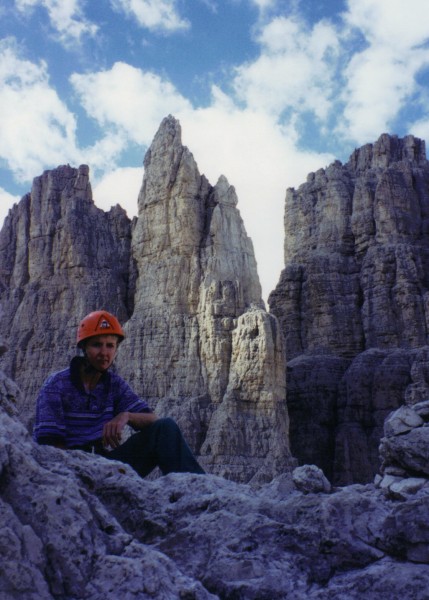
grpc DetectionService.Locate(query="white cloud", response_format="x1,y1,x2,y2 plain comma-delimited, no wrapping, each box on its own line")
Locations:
0,187,21,230
179,87,334,300
339,47,426,143
338,0,429,144
344,0,429,49
69,55,336,299
70,62,193,146
81,133,129,176
93,166,142,219
233,16,340,122
14,0,98,44
249,0,278,10
110,0,189,32
0,38,81,182
409,117,429,146
7,0,429,300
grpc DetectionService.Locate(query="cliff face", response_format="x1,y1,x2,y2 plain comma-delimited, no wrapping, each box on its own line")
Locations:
0,116,294,483
0,164,133,419
269,133,429,484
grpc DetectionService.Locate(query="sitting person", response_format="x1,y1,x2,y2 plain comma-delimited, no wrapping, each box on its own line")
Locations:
33,310,205,477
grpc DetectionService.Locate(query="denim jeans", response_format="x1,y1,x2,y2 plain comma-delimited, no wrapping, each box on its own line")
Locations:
107,417,205,477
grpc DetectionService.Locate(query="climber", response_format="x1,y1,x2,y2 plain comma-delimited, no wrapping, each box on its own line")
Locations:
33,310,205,477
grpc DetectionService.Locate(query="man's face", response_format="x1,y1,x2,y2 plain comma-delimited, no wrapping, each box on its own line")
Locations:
84,334,119,372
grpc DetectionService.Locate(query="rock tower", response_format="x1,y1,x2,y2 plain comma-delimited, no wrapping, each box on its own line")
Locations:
270,133,429,484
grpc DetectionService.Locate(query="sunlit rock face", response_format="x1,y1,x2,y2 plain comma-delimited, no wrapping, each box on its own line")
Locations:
116,116,294,482
0,116,294,483
270,133,429,484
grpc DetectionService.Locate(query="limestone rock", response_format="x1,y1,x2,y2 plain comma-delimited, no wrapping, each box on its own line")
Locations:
292,464,331,493
0,164,133,426
0,116,293,483
199,308,295,482
270,134,429,484
114,116,293,482
2,390,429,599
383,405,424,437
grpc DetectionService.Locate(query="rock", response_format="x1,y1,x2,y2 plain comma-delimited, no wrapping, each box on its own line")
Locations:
383,405,424,437
411,399,429,419
379,427,429,477
116,116,293,481
286,354,350,481
3,391,429,599
292,464,331,493
0,116,293,483
378,400,429,501
0,164,133,427
378,475,428,500
270,133,429,485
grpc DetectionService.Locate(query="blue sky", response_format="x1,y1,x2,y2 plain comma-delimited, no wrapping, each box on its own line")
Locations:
1,0,429,300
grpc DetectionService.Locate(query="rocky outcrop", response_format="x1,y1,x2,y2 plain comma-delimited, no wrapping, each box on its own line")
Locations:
0,164,133,424
0,116,294,483
270,134,429,484
378,401,429,499
2,373,429,599
115,118,293,480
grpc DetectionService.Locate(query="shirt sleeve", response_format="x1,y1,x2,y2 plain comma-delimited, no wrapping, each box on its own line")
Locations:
33,374,67,444
112,374,152,416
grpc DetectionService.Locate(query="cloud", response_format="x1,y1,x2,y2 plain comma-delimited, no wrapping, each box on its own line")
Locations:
249,0,278,10
0,38,81,182
93,166,142,219
178,87,334,300
14,0,98,44
6,0,429,300
110,0,190,33
70,62,193,146
338,0,429,144
410,116,429,146
232,15,340,122
0,187,21,228
344,0,429,49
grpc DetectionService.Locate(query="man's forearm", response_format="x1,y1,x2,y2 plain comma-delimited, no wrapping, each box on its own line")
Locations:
126,411,158,429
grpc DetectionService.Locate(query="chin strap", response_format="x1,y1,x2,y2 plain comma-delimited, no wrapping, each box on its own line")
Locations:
82,355,105,375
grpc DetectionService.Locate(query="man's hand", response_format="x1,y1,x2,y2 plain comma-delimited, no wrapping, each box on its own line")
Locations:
103,412,129,448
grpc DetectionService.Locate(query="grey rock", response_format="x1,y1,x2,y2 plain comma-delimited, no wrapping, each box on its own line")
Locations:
0,116,293,483
3,391,429,599
378,475,428,500
383,405,424,437
410,398,429,419
0,164,133,427
379,427,429,477
292,464,331,493
270,133,429,485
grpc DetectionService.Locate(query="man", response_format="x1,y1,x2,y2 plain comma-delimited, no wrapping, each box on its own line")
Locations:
34,310,205,477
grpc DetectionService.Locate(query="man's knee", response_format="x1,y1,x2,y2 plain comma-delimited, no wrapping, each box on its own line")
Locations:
153,416,180,434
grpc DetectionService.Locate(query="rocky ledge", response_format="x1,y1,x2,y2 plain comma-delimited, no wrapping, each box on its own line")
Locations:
1,368,429,599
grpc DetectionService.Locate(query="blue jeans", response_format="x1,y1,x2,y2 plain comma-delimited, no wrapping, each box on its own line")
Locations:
107,417,205,477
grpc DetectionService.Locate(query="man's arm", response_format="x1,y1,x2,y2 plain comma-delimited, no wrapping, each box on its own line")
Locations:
103,411,158,448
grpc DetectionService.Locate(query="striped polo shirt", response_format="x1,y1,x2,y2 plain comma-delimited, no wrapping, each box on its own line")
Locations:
33,356,152,448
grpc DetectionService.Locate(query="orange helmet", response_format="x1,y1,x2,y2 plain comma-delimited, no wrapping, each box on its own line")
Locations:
76,311,125,347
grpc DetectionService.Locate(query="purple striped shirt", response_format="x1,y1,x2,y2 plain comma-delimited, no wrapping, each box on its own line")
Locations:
33,357,152,448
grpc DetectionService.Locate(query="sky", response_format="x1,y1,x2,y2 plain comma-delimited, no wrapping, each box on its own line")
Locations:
1,0,429,302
